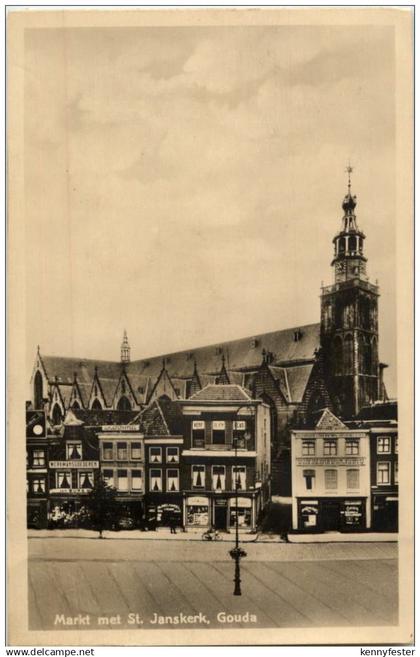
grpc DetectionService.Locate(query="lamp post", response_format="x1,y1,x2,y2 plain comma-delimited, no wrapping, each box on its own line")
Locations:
229,408,250,596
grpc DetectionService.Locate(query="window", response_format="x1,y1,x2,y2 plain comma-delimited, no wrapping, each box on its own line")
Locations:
32,449,45,466
324,440,337,456
103,442,113,460
131,469,143,491
302,440,315,456
212,421,226,445
325,469,338,489
32,477,46,493
117,442,128,460
377,462,390,484
345,439,359,455
149,447,162,463
394,462,398,485
57,471,71,489
78,471,94,489
394,438,398,454
192,421,205,448
167,469,179,492
66,442,82,460
103,469,114,487
232,466,246,491
92,399,102,410
192,465,205,488
117,396,131,411
117,469,128,491
233,421,247,448
212,465,226,491
303,469,315,490
167,447,179,463
131,442,142,460
377,437,391,454
150,469,162,492
346,469,360,489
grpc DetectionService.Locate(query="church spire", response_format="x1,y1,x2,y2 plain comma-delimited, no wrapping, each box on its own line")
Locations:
121,330,130,364
331,165,367,284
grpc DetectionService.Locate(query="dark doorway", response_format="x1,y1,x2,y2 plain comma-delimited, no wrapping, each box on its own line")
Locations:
214,505,227,530
322,501,341,531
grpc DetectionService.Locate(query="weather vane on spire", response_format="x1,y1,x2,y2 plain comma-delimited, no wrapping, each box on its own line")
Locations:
346,162,353,192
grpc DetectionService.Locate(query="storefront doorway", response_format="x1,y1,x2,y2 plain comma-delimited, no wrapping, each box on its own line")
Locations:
214,504,227,530
322,501,341,531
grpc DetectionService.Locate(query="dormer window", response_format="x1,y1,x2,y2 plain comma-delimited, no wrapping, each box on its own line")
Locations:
251,338,259,349
294,330,303,342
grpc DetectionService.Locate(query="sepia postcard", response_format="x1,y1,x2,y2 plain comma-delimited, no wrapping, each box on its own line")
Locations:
7,6,414,647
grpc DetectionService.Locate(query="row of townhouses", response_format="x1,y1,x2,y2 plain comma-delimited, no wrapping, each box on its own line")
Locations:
26,176,399,535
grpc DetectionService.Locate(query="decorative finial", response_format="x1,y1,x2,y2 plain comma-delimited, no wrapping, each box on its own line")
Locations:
94,365,98,375
73,371,78,382
121,330,130,364
346,162,353,192
221,353,225,367
162,357,166,370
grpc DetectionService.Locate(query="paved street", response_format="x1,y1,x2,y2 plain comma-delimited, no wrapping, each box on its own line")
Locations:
28,538,398,631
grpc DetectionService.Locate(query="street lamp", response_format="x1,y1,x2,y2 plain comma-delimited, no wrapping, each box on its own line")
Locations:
229,408,251,596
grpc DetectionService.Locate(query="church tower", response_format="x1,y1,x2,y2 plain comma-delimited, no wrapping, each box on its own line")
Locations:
321,167,380,417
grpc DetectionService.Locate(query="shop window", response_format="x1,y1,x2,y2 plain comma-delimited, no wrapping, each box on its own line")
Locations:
66,442,82,460
345,439,359,455
212,465,226,491
103,442,114,460
78,471,94,489
167,469,179,492
324,440,337,456
150,469,162,492
117,442,128,460
325,469,338,490
131,469,143,491
229,506,251,528
303,469,315,490
32,449,45,466
103,469,114,487
192,465,205,488
377,462,391,484
346,468,359,489
131,442,142,460
212,421,226,445
32,477,46,494
187,502,209,526
232,466,246,491
377,437,391,454
394,462,398,485
167,447,179,463
117,469,128,491
233,421,247,448
149,447,162,463
57,471,72,489
300,503,318,528
192,421,205,448
302,440,315,456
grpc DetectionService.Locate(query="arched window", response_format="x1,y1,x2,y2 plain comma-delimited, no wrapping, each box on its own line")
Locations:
333,336,343,375
52,403,62,425
363,336,372,374
343,334,354,374
71,400,81,410
117,396,131,411
371,337,378,375
92,398,102,410
348,235,356,253
34,371,43,410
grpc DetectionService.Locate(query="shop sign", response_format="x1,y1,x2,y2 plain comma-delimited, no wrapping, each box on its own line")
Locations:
49,461,99,468
296,457,365,466
301,506,318,515
101,425,140,432
215,498,228,507
234,497,252,508
187,496,208,506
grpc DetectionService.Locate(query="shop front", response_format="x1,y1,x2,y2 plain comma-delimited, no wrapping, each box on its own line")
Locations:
145,493,183,529
372,494,398,532
183,493,257,531
297,497,367,532
27,499,48,529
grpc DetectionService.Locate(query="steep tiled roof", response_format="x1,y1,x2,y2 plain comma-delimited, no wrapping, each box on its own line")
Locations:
189,384,253,402
72,408,139,426
285,364,314,403
357,401,398,421
41,355,122,384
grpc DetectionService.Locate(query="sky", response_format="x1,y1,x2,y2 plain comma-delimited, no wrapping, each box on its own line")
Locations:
24,24,397,395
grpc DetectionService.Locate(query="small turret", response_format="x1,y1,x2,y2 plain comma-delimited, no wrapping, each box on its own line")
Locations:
121,330,130,364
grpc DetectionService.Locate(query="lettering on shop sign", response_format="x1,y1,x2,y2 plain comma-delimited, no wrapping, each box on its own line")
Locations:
296,457,365,466
101,425,140,432
49,461,99,468
298,433,366,439
49,488,92,494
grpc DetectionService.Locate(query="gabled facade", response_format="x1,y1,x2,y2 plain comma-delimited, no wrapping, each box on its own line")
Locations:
26,410,49,528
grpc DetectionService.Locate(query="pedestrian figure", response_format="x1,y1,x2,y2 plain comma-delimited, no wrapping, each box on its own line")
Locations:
169,515,177,534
